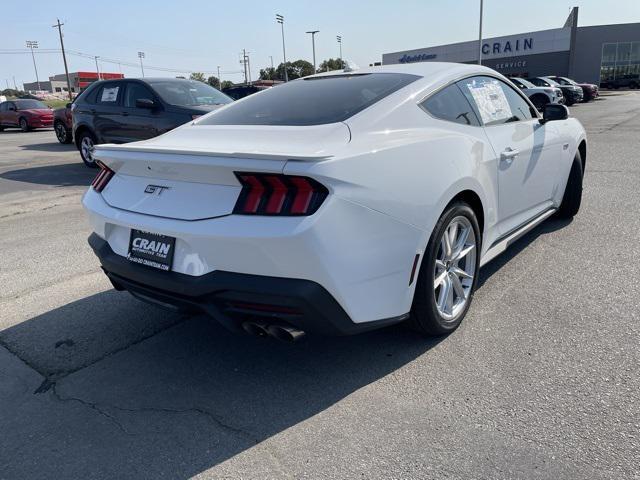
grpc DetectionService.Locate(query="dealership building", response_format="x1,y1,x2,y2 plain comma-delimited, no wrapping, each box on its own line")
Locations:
24,71,124,94
382,7,640,85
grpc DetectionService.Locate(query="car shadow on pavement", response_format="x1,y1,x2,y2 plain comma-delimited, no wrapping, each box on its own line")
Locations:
0,290,439,479
19,142,77,152
0,162,95,187
477,216,573,290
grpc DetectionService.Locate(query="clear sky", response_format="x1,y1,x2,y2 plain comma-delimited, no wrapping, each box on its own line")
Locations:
1,0,639,88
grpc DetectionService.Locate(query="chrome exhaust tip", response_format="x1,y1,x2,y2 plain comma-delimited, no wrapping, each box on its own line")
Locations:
266,324,306,343
241,321,270,338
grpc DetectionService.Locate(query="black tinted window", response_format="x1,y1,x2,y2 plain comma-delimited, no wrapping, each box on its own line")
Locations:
458,76,534,126
421,84,480,126
125,82,155,108
201,73,420,126
150,80,231,107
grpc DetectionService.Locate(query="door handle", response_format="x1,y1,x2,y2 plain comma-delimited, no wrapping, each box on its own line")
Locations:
500,148,519,162
121,112,129,116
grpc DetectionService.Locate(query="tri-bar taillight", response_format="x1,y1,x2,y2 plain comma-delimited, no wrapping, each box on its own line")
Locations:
234,172,328,216
91,162,115,193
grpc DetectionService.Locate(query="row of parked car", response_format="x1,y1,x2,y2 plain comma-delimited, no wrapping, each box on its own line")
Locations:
508,76,599,109
0,72,610,168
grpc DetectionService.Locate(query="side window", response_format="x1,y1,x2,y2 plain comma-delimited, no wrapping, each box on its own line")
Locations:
458,76,534,127
420,84,480,126
96,83,121,105
124,82,155,108
0,103,6,112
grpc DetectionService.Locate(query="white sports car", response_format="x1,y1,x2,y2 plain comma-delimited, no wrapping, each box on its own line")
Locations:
83,62,586,341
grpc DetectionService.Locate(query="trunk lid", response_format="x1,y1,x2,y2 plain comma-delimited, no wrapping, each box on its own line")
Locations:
95,122,349,221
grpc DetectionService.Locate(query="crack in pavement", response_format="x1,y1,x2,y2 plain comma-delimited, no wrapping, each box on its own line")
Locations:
50,384,259,443
0,314,188,395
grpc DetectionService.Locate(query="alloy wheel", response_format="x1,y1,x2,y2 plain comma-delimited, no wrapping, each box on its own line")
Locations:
55,123,67,143
81,136,95,164
433,215,476,322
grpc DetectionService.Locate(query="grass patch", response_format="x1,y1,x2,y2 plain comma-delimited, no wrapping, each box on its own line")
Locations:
44,99,70,109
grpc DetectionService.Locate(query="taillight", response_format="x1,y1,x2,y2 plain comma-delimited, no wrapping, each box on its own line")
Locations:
233,172,328,216
91,162,115,193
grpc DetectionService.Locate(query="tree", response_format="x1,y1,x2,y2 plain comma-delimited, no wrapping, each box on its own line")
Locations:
207,76,220,89
259,67,277,81
318,58,345,73
220,80,234,90
274,59,315,81
189,72,206,83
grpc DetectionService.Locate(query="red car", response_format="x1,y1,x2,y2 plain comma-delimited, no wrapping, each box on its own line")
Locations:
53,103,73,144
0,99,54,131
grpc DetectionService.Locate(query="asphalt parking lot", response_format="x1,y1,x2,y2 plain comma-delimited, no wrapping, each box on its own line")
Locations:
1,94,639,479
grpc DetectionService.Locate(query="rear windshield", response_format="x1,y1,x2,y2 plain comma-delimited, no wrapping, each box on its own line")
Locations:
149,80,232,107
200,73,420,126
16,99,47,109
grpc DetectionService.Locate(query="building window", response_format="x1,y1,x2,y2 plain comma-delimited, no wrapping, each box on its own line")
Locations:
55,87,62,92
600,41,640,84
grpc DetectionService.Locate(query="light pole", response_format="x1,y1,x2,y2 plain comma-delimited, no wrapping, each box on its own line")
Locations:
306,30,319,73
94,56,101,80
478,0,484,65
276,14,288,82
25,40,41,91
138,51,145,77
217,66,221,89
336,35,343,65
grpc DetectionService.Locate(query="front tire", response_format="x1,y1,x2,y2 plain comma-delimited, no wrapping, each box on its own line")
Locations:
55,121,72,144
410,202,481,336
19,117,30,132
556,152,583,219
78,130,98,167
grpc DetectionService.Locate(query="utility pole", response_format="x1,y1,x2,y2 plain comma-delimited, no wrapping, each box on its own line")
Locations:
247,52,252,83
217,65,221,88
241,49,249,85
5,79,9,90
336,35,343,65
276,14,288,82
269,56,274,69
138,51,145,77
52,19,73,100
94,56,101,80
13,76,17,90
478,0,484,65
306,30,319,73
26,41,41,91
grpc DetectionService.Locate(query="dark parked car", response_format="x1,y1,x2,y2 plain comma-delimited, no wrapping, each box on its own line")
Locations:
527,76,584,105
600,74,640,90
548,76,599,102
53,103,73,143
222,84,269,100
0,99,53,132
72,78,233,166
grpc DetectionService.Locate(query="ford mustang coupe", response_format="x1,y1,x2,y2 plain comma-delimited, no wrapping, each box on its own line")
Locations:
83,63,586,341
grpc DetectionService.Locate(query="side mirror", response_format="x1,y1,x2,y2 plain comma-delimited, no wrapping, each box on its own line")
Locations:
540,104,569,124
136,98,155,109
66,103,72,109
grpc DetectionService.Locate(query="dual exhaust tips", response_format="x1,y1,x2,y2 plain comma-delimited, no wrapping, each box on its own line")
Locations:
241,320,305,343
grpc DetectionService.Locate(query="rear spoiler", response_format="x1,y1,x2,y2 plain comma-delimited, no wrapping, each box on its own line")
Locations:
94,144,332,162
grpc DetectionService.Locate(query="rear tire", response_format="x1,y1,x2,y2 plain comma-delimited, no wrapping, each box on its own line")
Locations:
78,130,98,168
556,151,583,219
409,202,481,336
19,117,30,132
55,121,73,144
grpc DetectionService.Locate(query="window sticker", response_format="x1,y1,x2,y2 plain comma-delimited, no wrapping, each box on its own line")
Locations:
101,86,119,103
465,79,512,124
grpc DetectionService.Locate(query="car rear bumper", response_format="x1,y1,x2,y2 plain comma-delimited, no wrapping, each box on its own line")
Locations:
89,233,408,335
